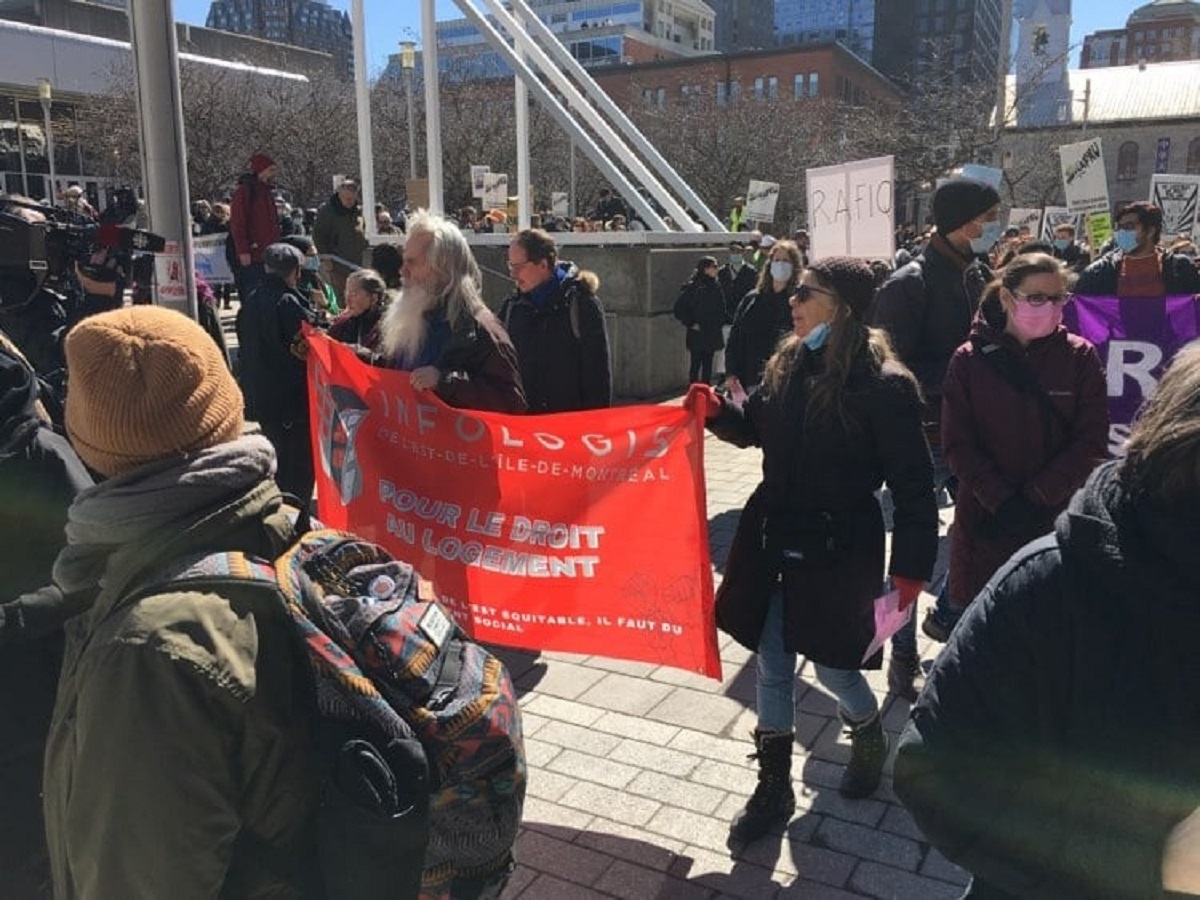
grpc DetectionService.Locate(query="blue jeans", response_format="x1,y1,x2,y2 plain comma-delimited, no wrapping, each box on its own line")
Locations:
756,591,878,731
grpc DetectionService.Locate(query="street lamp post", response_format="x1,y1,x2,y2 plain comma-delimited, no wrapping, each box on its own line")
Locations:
37,78,57,203
401,40,418,181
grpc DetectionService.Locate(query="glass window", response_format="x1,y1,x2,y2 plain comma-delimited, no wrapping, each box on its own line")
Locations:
1187,137,1200,175
794,73,805,99
0,96,19,173
1117,141,1139,181
767,76,778,99
808,72,819,96
717,81,728,105
753,76,764,99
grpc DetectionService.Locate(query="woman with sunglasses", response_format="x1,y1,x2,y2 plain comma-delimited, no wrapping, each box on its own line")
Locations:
695,257,938,843
939,252,1108,632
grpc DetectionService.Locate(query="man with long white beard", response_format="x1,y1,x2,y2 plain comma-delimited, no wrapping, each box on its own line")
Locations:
380,212,526,413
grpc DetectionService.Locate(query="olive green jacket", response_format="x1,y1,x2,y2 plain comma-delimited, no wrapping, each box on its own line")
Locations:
43,480,319,899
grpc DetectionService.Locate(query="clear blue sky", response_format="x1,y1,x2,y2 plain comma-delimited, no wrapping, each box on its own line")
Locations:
171,0,1145,73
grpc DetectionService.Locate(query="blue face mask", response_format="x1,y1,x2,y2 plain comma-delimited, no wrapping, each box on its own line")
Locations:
729,254,744,268
969,220,1003,255
802,321,831,351
305,256,321,271
1053,238,1070,251
1115,229,1139,253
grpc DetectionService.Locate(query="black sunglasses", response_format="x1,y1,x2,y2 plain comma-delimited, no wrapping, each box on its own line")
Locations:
792,283,835,302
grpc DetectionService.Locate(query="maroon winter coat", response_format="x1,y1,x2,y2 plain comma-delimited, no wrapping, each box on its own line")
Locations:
229,173,280,265
941,298,1108,608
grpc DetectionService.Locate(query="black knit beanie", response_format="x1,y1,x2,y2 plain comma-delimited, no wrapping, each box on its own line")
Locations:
933,178,1001,234
807,257,876,319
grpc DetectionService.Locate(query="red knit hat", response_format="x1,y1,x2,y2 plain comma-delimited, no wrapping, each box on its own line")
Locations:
249,153,276,175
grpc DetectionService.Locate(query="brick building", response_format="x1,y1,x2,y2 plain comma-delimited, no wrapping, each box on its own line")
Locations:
591,42,903,111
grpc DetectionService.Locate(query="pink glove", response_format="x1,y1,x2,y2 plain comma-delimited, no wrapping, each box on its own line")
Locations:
893,576,924,613
685,383,722,420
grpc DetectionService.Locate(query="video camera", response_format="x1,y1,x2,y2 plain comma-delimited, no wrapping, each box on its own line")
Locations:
0,193,166,309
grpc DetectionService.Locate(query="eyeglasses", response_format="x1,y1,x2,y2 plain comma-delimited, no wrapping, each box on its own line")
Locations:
1012,291,1072,306
507,260,533,272
792,283,835,302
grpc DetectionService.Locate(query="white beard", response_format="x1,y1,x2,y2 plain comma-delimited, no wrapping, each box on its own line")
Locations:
380,282,437,363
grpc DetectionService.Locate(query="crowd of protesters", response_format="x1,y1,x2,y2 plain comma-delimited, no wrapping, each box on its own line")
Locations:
6,155,1200,898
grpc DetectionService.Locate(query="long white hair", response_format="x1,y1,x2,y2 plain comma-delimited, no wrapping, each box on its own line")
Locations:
380,211,488,364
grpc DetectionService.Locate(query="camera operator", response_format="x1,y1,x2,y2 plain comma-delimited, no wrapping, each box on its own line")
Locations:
0,194,134,425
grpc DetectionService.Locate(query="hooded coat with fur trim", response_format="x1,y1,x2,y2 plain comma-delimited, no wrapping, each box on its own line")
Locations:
499,262,612,413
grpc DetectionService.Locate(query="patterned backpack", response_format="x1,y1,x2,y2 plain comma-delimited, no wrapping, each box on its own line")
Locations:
156,530,526,900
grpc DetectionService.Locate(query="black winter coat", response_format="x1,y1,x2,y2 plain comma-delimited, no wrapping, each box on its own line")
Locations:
870,235,991,400
674,275,726,354
1074,249,1200,296
725,285,793,388
708,342,938,669
718,262,759,322
500,264,611,413
236,274,317,424
0,346,92,899
896,461,1200,899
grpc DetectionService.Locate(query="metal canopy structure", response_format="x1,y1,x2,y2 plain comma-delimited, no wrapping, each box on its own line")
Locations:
430,0,723,232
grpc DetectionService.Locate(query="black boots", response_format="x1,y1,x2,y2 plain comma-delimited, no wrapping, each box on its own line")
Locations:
839,711,888,799
729,729,795,844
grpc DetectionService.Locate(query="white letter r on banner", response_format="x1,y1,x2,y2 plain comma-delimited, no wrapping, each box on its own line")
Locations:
1107,340,1163,399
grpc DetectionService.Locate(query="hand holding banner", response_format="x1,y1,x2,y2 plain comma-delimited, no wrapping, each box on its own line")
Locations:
307,333,722,679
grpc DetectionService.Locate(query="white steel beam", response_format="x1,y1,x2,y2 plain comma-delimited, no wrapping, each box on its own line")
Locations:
471,0,693,231
507,0,723,231
350,0,377,237
422,0,445,214
451,0,669,230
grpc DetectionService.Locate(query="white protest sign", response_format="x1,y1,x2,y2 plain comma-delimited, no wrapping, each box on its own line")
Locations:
193,234,233,285
154,240,188,307
1041,206,1083,242
1059,138,1110,215
1150,174,1200,241
805,155,894,260
482,173,508,209
551,191,569,217
746,180,781,223
471,165,490,200
1059,138,1112,248
1007,207,1043,235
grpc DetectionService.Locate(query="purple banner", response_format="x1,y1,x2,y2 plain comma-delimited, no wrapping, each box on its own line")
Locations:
1065,295,1200,453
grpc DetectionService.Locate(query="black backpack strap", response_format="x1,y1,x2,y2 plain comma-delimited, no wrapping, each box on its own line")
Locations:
972,337,1071,433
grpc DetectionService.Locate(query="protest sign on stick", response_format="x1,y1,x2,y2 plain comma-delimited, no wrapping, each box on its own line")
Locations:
746,180,781,224
1059,138,1113,248
1150,174,1200,242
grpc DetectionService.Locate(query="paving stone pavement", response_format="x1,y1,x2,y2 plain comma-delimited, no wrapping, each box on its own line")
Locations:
494,425,967,899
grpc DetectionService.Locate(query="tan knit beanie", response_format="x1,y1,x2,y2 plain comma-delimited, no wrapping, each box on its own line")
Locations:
64,306,244,477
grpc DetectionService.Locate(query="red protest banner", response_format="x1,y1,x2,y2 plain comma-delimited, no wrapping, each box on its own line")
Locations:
307,332,722,679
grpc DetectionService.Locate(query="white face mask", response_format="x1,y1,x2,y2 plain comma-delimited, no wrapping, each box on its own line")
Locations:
769,260,794,283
